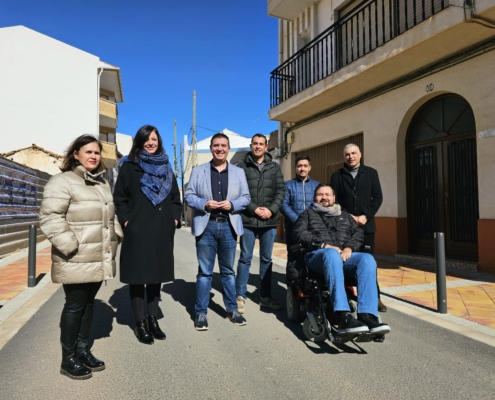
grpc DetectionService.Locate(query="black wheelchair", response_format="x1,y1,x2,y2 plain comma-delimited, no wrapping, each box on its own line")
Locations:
286,243,386,344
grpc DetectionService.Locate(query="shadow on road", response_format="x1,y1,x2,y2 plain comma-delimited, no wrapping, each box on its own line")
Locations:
162,279,196,322
90,299,116,347
163,277,231,321
243,269,367,355
107,285,166,333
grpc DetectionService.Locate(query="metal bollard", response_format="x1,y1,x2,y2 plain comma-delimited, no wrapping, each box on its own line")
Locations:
434,232,447,314
27,225,37,288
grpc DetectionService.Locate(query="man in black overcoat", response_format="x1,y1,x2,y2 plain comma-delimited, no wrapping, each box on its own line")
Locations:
329,143,387,312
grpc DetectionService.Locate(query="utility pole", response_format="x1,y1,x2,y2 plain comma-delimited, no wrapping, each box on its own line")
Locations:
173,119,178,178
191,90,197,168
180,140,187,227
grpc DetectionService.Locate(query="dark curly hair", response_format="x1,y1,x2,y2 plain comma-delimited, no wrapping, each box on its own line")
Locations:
60,135,103,173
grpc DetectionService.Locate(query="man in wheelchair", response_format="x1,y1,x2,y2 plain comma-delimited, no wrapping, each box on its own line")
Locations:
292,184,390,338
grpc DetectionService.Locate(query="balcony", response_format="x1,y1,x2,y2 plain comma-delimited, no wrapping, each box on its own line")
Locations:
268,0,316,20
270,0,495,122
100,141,117,169
99,98,118,129
99,98,117,119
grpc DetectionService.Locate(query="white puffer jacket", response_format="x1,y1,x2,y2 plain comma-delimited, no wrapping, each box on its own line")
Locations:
39,166,122,284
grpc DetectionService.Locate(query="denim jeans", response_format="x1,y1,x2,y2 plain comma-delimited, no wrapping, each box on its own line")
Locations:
236,227,277,299
195,220,238,315
305,248,378,316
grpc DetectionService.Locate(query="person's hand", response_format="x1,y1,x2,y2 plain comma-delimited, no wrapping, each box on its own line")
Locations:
325,244,342,253
257,207,273,220
341,247,352,262
356,215,368,226
217,201,232,211
124,221,128,227
350,214,359,223
174,220,178,227
205,200,220,210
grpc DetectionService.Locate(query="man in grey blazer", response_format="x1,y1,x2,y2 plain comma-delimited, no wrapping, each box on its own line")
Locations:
185,133,251,331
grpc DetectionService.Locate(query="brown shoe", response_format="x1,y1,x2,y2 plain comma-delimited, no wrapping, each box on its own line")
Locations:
378,298,388,312
236,296,246,314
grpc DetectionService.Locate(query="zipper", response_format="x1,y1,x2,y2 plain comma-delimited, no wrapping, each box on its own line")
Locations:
302,180,306,210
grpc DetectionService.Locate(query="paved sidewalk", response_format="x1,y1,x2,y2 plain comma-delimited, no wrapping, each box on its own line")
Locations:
0,246,52,306
1,235,495,334
270,240,495,330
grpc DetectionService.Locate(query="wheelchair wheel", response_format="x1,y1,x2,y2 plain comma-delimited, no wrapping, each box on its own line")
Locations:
303,317,327,343
286,287,304,322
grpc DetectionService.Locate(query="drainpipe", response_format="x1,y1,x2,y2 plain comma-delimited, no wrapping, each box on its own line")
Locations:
277,19,283,158
97,67,104,137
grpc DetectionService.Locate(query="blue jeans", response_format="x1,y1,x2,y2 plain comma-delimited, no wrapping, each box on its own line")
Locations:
236,227,277,299
195,221,238,315
305,248,378,317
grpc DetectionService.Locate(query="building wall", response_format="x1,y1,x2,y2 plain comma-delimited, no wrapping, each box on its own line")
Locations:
279,49,495,271
0,26,99,155
4,148,62,176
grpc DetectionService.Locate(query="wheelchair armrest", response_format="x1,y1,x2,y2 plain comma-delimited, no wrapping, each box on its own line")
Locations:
363,245,372,254
290,243,305,253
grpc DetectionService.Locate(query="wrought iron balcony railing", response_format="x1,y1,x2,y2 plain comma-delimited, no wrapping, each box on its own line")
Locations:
270,0,449,108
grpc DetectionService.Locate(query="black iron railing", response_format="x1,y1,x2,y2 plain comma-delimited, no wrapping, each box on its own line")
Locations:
270,0,449,107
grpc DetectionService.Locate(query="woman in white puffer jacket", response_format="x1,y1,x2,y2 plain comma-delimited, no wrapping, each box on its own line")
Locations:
40,134,122,380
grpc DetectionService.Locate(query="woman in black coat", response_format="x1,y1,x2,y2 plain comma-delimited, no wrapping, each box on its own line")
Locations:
114,125,182,345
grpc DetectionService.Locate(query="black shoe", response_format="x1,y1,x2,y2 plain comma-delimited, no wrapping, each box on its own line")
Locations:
78,350,105,372
148,316,166,340
134,318,154,345
358,313,391,335
378,299,388,312
60,355,92,380
337,312,369,335
259,296,282,310
195,314,209,331
227,310,246,326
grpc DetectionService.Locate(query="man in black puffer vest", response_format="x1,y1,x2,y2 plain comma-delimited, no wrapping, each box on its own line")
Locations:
293,184,390,336
235,134,285,314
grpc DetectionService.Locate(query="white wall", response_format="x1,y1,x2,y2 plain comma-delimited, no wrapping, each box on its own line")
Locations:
279,50,495,220
116,133,133,156
0,26,100,155
316,0,337,35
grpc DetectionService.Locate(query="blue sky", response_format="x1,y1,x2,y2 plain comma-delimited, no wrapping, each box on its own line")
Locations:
0,0,279,159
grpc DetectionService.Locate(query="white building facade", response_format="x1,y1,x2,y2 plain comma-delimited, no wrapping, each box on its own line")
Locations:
268,0,495,273
0,26,123,172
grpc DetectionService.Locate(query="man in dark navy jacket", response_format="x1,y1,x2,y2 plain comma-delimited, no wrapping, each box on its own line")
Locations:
330,143,387,312
281,155,320,261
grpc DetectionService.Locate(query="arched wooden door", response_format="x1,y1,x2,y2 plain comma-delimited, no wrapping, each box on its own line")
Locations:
406,95,479,260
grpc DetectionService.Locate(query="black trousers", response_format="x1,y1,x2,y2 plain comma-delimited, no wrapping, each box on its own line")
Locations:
60,282,102,356
363,233,382,298
285,228,296,263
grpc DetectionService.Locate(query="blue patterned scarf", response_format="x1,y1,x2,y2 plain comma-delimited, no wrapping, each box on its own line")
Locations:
121,150,173,206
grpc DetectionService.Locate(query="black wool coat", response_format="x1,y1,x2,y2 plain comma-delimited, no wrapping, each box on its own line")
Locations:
329,163,383,234
113,162,182,284
237,152,286,228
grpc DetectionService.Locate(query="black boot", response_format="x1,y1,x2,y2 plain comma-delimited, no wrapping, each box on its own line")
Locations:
135,317,154,345
77,303,93,353
78,350,105,371
60,302,91,379
61,348,92,380
148,316,166,340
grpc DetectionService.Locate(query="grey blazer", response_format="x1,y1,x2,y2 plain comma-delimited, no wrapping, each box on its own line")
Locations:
184,162,250,236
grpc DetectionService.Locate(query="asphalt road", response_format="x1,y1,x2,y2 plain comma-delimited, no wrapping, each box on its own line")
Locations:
1,229,494,399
